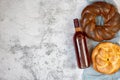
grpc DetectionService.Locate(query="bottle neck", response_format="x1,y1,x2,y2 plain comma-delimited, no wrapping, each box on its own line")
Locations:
73,19,82,32
75,27,82,32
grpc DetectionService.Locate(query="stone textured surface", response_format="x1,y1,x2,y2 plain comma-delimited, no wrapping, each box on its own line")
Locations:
0,0,119,80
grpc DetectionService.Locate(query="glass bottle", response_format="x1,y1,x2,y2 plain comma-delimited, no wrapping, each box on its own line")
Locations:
73,18,91,69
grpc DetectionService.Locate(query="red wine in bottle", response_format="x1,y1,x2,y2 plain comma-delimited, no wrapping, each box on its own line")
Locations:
73,19,91,69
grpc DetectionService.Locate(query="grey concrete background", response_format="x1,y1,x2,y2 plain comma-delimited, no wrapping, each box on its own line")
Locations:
0,0,120,80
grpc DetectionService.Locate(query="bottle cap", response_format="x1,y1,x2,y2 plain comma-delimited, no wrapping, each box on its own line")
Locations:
73,18,79,28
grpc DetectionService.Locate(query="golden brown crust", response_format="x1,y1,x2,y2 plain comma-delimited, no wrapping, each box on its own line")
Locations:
80,2,120,41
92,42,120,74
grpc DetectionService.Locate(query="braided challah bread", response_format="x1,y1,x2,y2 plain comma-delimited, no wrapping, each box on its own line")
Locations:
80,2,120,41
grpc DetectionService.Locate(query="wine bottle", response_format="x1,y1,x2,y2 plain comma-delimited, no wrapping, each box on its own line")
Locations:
73,18,91,69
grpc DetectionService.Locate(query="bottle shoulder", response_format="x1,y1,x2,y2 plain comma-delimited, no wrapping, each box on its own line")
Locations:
74,32,84,37
73,32,87,40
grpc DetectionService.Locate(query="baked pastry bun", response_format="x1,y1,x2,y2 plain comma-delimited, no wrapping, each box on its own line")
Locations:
92,42,120,74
